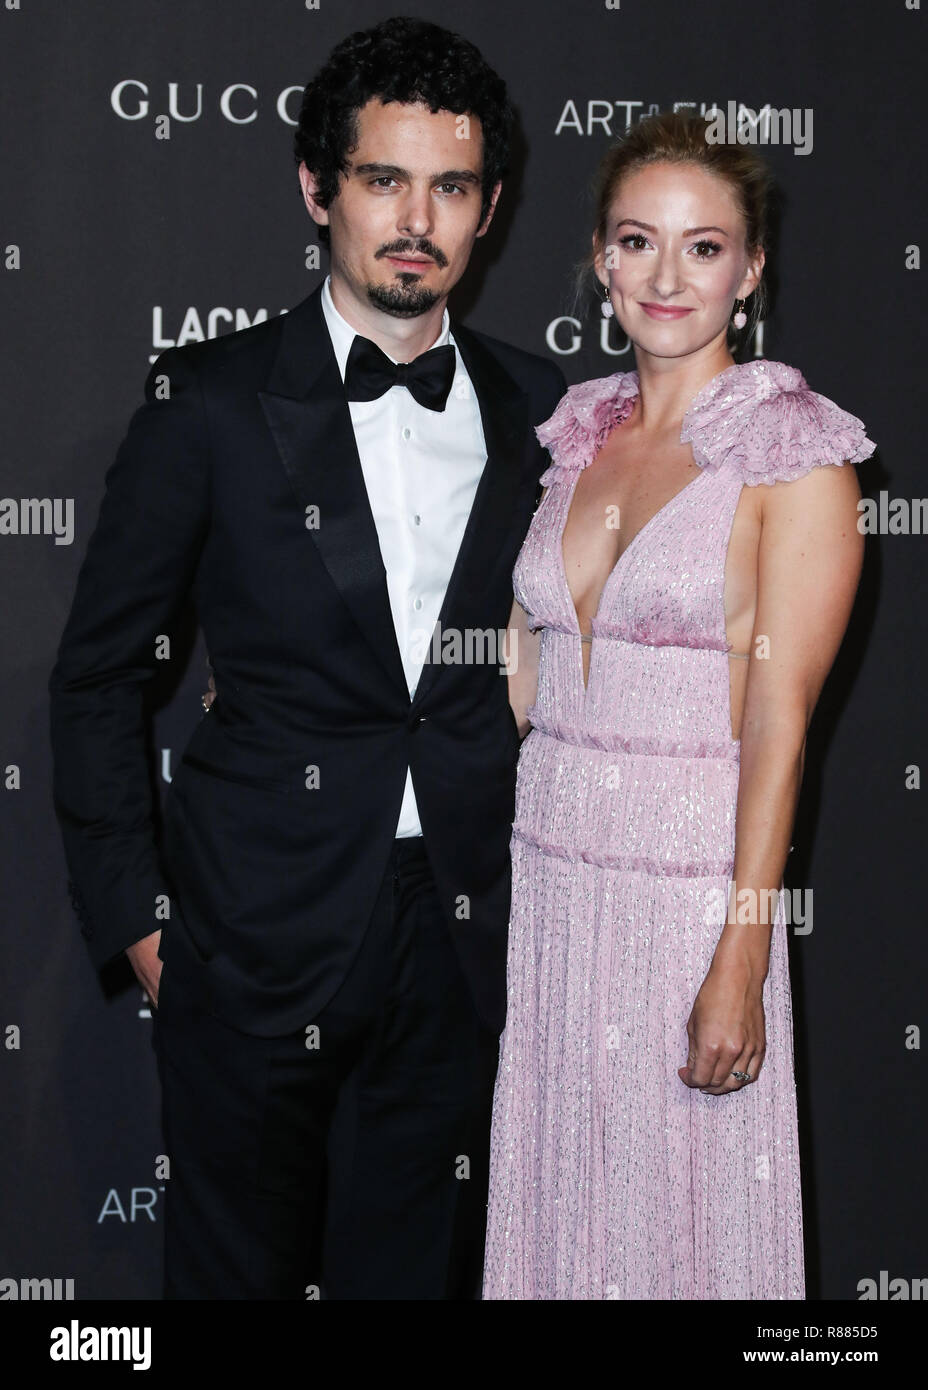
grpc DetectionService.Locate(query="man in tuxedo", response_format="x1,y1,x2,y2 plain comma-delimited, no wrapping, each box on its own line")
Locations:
49,17,564,1299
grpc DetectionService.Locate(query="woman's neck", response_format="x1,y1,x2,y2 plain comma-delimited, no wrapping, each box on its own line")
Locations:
631,338,736,434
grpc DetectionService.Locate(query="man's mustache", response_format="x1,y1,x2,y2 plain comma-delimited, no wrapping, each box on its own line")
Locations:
376,240,449,269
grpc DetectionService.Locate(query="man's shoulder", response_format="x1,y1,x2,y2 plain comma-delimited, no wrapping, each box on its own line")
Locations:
149,290,319,383
151,311,284,378
454,321,558,378
452,321,566,408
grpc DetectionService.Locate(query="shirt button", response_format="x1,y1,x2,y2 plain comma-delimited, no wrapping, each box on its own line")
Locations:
401,426,412,441
413,514,421,526
413,598,423,611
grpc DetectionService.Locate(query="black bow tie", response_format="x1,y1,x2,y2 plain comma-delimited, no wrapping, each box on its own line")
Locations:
344,334,456,412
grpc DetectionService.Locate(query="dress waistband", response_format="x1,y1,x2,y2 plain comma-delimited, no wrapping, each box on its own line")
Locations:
527,708,741,761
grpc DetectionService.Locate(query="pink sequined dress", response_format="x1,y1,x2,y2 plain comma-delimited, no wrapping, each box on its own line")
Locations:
482,360,875,1300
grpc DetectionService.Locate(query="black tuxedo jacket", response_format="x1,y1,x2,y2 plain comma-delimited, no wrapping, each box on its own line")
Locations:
49,283,565,1036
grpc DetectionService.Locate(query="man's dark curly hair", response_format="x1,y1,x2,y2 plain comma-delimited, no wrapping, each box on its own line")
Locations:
293,17,513,247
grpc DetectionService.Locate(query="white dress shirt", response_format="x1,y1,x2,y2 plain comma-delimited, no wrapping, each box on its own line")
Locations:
320,275,488,837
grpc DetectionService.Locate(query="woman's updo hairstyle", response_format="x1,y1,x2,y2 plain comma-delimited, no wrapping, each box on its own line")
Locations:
584,109,775,344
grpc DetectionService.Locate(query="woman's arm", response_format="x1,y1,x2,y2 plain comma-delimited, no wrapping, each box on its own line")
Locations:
504,597,541,739
680,459,864,1095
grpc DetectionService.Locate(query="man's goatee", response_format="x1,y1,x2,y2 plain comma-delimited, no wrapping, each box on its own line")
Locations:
366,282,441,317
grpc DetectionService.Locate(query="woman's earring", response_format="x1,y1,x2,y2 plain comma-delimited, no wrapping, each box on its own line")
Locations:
732,298,748,330
601,285,614,319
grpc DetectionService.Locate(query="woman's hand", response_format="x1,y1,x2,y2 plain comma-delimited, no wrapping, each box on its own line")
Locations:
504,598,541,738
678,962,766,1095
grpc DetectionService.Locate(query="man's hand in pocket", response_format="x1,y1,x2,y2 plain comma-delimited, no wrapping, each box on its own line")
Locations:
126,930,163,1010
202,666,216,711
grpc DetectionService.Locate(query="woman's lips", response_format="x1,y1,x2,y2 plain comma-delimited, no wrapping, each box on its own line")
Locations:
639,302,694,320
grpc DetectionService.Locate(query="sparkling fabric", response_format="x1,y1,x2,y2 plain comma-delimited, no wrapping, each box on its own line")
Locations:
482,360,875,1300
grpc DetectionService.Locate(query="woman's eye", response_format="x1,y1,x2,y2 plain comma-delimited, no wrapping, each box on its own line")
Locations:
619,233,650,252
691,240,722,258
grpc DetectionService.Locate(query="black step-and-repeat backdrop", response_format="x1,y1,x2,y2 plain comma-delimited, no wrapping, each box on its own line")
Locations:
2,0,924,1303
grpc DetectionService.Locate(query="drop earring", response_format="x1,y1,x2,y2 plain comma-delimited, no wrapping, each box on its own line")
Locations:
601,284,614,319
732,298,748,330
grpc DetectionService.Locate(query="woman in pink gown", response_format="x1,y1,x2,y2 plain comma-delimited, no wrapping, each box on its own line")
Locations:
483,113,875,1299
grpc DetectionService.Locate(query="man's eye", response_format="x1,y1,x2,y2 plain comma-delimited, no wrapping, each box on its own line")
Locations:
437,183,463,195
372,177,398,188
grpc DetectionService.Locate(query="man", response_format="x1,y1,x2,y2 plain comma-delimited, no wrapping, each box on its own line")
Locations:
49,17,564,1299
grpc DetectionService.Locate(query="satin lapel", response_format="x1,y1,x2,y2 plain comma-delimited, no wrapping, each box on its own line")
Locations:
410,320,530,708
257,286,409,699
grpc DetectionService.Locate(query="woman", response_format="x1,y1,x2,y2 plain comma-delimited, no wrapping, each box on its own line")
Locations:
482,111,875,1299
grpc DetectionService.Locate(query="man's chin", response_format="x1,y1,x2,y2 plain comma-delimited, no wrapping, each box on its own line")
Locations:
366,279,442,318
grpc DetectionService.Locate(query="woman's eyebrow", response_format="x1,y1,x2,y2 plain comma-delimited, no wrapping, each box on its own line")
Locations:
613,218,730,236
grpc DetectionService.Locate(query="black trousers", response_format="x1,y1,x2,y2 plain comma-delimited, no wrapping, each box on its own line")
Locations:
152,838,502,1299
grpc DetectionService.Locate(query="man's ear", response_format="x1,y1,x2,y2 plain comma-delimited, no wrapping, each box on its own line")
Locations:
475,180,503,238
298,161,331,231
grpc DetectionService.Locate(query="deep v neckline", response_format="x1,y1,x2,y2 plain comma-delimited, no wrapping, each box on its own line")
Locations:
558,462,707,641
540,359,751,694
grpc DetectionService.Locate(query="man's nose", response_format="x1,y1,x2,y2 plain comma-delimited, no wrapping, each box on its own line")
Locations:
396,187,434,240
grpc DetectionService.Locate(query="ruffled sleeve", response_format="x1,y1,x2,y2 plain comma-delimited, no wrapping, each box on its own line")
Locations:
681,360,875,487
535,371,640,486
